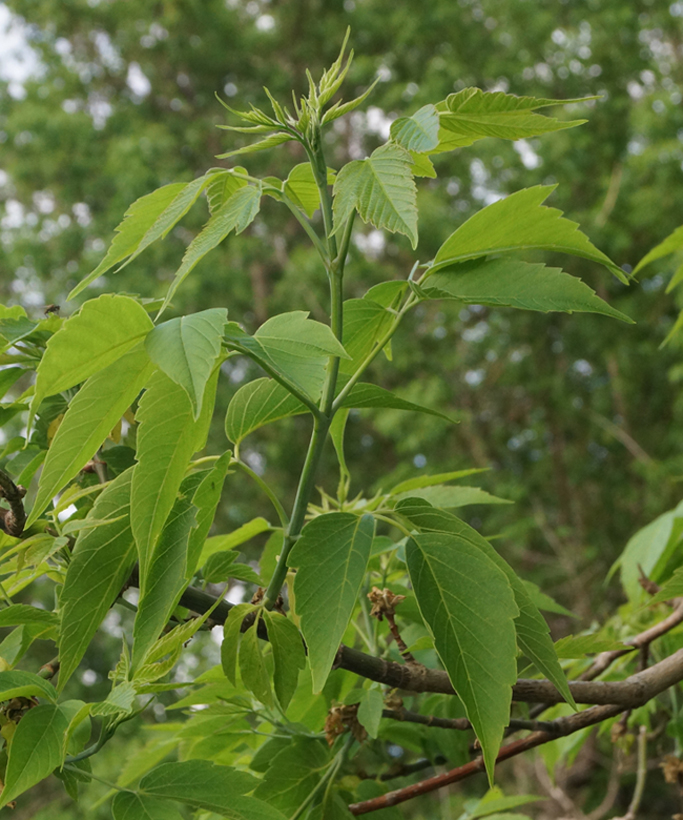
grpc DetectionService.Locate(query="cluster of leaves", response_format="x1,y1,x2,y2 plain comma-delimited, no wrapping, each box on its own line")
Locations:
2,33,682,819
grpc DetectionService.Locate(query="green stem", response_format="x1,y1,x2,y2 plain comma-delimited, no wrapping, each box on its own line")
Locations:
280,194,329,266
233,460,289,530
63,764,126,792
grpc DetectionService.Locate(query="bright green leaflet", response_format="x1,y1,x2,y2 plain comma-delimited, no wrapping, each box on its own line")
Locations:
206,167,248,213
239,615,273,707
186,452,232,577
389,469,487,494
0,366,23,399
464,786,541,819
225,378,308,446
423,258,632,322
32,293,153,414
634,223,683,274
396,500,575,709
58,468,137,691
67,182,186,300
390,104,440,153
0,604,59,628
430,185,627,283
285,163,325,217
0,704,69,807
342,383,453,421
553,634,627,659
650,566,683,605
131,370,203,582
199,517,272,566
145,308,227,417
288,512,375,692
355,688,384,739
111,792,184,820
27,343,155,527
221,602,258,685
159,185,262,314
0,670,57,702
254,739,331,815
405,531,519,781
262,610,306,710
332,143,418,248
394,485,511,508
339,298,394,376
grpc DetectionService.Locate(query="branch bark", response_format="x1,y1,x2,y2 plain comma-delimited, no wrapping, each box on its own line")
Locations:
0,469,26,537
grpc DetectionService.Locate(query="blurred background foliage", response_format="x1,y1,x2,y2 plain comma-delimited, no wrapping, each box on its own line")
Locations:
2,0,683,816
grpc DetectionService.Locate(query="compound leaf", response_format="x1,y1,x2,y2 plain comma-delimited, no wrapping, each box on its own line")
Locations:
390,104,440,153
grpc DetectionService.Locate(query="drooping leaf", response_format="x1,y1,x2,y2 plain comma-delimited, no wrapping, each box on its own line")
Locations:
430,186,627,283
112,791,184,820
67,183,187,300
390,104,440,153
0,704,69,807
333,143,418,248
225,378,308,445
145,308,228,417
131,371,204,581
132,473,201,669
27,344,154,527
32,294,153,413
396,500,575,710
159,186,262,314
221,603,258,685
0,670,57,702
186,452,232,577
140,760,286,820
405,531,519,781
262,610,306,711
394,484,511,507
288,513,375,692
58,468,136,690
422,258,632,322
355,687,384,739
254,739,330,815
239,615,273,706
435,89,590,152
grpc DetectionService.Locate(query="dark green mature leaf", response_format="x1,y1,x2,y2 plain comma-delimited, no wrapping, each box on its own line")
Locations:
0,670,57,702
430,186,626,283
423,258,632,322
145,308,228,417
405,531,519,780
112,792,184,820
390,104,440,153
131,371,204,581
394,485,511,507
132,473,201,669
254,739,330,814
27,344,155,527
68,183,187,300
140,760,286,819
0,704,69,807
262,610,306,710
333,143,418,248
435,88,589,152
397,500,575,709
159,186,262,314
239,617,273,706
58,469,136,690
32,294,153,413
288,513,375,692
225,378,308,445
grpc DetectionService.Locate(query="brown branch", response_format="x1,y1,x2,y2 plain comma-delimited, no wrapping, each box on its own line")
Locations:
580,600,683,681
382,707,559,735
0,469,26,538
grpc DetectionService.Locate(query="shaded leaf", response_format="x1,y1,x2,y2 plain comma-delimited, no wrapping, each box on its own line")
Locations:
239,616,273,706
262,610,306,710
0,670,57,702
254,739,330,814
390,104,440,153
650,566,683,605
112,792,184,820
199,517,272,567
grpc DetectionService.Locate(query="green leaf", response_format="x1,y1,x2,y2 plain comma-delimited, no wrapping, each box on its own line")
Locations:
131,371,204,581
159,186,262,315
405,531,519,781
553,634,627,659
465,786,541,819
389,469,488,495
394,485,511,507
430,186,627,283
410,151,437,178
186,452,232,577
333,143,418,248
0,366,23,399
203,550,262,585
32,295,153,415
650,566,683,605
396,500,575,710
216,132,295,159
356,687,384,739
199,517,272,567
221,603,258,685
27,344,154,527
254,739,330,814
206,167,248,214
239,615,273,707
0,670,57,702
522,581,576,619
284,163,323,217
225,378,308,445
634,224,683,275
140,760,286,819
91,681,138,716
0,605,59,628
67,183,187,300
423,258,632,322
58,468,136,690
262,610,306,710
112,792,184,820
435,89,589,151
132,473,200,669
390,104,440,153
0,704,69,807
288,512,375,692
145,308,228,418
342,383,454,423
339,298,394,376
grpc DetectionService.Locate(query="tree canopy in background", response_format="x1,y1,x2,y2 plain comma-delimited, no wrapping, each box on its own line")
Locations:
2,1,683,817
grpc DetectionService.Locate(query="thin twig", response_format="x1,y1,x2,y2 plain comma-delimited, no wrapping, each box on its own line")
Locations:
613,725,648,820
382,707,559,735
